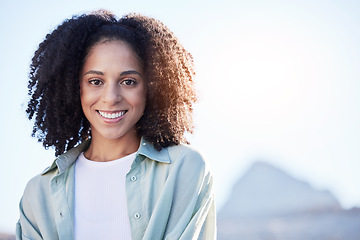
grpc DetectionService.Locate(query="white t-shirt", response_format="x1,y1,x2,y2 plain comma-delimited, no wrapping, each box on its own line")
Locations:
74,152,136,240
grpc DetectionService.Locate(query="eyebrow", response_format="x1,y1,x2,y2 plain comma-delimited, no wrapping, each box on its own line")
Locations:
84,70,104,76
83,70,142,77
120,70,142,77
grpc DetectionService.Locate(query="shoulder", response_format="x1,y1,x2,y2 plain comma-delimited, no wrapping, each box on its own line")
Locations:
19,169,56,229
166,144,211,175
167,144,204,162
164,144,214,202
22,168,56,203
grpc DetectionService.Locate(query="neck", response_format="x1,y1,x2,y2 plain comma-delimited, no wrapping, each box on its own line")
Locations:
84,132,141,162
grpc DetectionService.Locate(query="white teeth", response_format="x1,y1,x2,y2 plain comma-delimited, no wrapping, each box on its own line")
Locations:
98,111,125,119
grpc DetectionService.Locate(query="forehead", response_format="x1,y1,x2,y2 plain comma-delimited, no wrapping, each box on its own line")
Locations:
87,40,134,57
83,40,143,72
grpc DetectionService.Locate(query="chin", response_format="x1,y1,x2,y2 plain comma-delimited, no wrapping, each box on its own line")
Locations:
97,129,137,141
102,133,127,140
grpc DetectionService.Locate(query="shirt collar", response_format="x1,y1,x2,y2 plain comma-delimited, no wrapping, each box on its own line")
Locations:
41,137,171,175
137,137,171,164
41,140,91,175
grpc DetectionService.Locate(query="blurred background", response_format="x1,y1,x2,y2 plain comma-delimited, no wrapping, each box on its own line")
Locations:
1,0,359,239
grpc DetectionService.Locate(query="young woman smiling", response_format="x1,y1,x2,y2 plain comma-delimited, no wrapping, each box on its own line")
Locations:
16,10,216,240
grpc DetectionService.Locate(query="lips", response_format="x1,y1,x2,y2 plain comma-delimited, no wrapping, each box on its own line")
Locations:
97,110,127,119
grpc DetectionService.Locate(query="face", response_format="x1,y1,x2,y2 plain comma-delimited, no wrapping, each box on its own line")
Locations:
79,40,146,141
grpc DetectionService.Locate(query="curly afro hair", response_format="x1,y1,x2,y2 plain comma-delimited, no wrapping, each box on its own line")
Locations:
26,10,197,156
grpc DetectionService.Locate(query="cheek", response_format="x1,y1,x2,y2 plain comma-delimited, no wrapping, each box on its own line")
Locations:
126,85,146,110
79,84,86,106
136,88,147,111
79,89,86,107
79,88,94,112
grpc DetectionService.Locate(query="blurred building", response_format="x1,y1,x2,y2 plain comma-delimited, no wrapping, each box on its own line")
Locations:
0,233,14,240
218,161,360,240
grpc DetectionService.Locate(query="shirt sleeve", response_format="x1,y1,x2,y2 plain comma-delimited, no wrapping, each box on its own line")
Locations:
163,149,217,240
16,196,43,240
178,164,217,240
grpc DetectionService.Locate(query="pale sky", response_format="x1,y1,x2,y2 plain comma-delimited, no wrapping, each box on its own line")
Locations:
1,0,359,234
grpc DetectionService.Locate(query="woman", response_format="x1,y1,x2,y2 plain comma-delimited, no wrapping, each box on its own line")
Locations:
16,10,216,240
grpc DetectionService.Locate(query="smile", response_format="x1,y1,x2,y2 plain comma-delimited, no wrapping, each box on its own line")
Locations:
97,110,127,119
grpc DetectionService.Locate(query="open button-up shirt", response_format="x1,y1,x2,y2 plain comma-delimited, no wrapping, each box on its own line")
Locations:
16,138,216,240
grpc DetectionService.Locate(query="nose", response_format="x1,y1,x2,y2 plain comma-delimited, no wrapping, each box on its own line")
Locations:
102,83,121,105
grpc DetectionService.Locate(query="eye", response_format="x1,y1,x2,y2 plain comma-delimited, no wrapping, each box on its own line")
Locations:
89,79,102,86
121,79,136,86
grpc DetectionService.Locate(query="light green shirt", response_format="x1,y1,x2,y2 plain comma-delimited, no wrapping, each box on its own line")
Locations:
16,138,216,240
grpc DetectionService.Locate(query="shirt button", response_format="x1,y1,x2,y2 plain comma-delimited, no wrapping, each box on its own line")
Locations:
134,213,141,219
143,142,146,145
130,176,137,182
